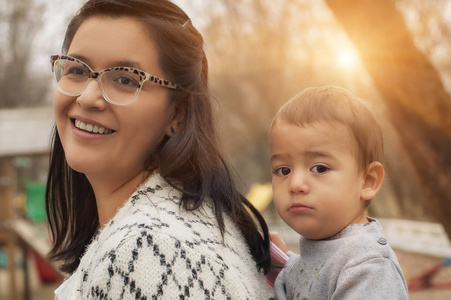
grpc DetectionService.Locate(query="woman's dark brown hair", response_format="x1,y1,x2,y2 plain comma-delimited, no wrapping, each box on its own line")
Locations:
46,0,270,274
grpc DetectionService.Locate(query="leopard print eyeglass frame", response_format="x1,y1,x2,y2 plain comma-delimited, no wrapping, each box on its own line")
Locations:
50,55,180,106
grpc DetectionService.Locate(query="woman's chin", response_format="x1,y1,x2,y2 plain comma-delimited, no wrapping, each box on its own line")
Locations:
66,158,97,175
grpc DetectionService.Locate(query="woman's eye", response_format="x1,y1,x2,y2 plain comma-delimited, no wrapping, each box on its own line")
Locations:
311,165,329,174
115,75,139,87
66,67,88,77
275,167,291,176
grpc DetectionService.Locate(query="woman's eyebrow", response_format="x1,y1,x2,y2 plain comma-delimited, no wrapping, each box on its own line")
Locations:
66,54,142,69
68,54,90,64
113,60,142,69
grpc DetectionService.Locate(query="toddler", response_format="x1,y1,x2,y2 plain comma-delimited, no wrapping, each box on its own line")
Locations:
270,86,408,299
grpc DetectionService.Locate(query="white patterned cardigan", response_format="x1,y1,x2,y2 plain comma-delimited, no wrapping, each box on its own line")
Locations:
59,173,272,299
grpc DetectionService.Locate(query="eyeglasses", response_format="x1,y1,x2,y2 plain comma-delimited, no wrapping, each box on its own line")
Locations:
50,55,180,106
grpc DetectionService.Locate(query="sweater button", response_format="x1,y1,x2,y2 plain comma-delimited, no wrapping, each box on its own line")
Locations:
378,237,387,245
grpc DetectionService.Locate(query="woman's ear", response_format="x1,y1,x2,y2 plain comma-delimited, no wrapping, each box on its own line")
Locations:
166,104,185,137
360,162,385,201
166,121,177,137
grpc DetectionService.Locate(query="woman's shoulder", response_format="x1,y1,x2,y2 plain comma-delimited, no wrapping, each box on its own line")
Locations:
100,227,268,299
110,199,254,270
92,173,253,268
79,208,267,299
75,173,268,298
107,173,246,251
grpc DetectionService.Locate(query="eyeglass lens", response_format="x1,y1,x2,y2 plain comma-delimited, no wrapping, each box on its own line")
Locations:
53,59,142,104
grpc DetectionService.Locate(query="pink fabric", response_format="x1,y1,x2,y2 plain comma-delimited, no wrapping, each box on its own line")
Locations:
266,241,289,288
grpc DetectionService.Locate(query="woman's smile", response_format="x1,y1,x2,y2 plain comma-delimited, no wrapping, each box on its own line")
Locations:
73,118,114,134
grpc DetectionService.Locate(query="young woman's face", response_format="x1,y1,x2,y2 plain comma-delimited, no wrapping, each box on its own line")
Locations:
270,120,368,240
54,16,175,183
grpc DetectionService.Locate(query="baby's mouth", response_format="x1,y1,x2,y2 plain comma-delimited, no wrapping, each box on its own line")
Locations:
72,119,115,134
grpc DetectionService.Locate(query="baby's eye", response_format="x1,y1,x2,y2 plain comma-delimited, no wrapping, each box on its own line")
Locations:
275,167,291,176
311,165,329,174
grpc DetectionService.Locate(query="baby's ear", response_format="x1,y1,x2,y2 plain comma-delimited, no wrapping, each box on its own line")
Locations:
361,162,385,201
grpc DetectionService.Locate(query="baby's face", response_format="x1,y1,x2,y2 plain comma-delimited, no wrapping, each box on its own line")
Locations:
270,119,368,240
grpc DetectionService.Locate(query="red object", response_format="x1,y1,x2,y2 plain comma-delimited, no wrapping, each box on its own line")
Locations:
408,259,451,291
32,252,60,284
266,241,289,289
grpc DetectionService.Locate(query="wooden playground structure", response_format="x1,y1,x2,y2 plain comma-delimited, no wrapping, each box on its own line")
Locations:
0,107,63,299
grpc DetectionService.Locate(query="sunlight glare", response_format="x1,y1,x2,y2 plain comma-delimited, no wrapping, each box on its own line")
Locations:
337,49,359,70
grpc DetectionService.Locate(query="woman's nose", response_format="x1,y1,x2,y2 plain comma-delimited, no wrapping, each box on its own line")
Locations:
289,172,309,194
76,78,107,110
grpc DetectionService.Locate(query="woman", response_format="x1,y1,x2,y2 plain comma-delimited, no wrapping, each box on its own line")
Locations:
46,0,272,298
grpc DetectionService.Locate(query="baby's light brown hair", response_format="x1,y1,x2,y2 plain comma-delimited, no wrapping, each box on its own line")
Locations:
271,86,384,172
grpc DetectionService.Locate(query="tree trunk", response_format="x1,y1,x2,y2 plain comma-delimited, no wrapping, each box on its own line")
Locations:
326,0,451,239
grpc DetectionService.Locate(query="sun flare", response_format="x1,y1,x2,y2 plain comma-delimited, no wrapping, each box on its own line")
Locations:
336,49,359,69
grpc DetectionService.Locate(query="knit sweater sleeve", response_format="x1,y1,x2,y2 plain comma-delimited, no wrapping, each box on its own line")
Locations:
332,257,408,300
94,226,266,300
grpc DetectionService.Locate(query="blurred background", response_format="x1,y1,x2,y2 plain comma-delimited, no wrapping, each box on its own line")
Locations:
0,0,450,299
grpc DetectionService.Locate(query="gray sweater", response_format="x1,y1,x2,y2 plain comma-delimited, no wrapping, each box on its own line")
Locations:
274,218,408,299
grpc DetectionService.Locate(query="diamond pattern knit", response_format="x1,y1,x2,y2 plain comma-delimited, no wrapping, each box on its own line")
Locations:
67,173,272,299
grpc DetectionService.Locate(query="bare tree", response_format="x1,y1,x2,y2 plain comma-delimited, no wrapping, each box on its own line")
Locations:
0,0,49,108
201,0,357,187
326,0,451,239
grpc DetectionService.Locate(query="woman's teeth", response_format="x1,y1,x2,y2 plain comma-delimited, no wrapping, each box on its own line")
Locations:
75,119,113,134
